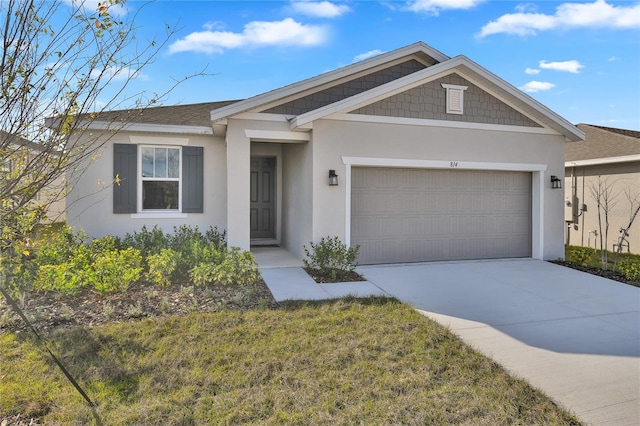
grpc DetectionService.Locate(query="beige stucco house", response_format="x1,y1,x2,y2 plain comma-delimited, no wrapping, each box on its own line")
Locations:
565,124,640,254
65,42,583,264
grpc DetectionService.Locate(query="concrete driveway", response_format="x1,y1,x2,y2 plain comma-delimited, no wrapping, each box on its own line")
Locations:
358,259,640,426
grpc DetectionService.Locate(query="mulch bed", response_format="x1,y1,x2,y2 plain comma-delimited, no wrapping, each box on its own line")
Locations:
0,280,278,334
549,260,638,286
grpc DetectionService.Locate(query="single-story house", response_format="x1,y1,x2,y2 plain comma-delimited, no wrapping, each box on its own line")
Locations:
565,124,640,254
64,41,583,264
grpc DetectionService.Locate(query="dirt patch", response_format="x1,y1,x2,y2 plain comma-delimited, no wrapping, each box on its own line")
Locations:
0,280,278,334
550,260,637,286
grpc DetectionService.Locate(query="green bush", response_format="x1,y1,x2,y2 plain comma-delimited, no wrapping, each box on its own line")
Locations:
303,236,360,281
34,245,92,295
189,247,260,286
88,248,142,295
146,248,178,286
121,225,168,260
618,259,640,281
567,246,593,267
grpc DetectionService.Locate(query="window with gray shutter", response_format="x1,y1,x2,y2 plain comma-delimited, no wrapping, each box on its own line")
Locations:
182,146,203,213
113,143,137,213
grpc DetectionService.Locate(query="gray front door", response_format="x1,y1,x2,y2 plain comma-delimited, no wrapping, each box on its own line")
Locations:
250,157,276,239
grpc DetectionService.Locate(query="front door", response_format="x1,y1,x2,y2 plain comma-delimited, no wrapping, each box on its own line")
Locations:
250,157,276,240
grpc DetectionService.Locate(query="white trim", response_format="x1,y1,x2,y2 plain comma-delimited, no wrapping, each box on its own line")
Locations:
328,113,559,136
341,156,547,172
244,129,310,143
565,154,640,167
441,83,468,114
131,213,188,219
81,121,212,135
138,145,183,213
342,156,546,261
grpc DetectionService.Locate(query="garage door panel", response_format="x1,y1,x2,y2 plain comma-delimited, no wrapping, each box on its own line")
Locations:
352,167,531,264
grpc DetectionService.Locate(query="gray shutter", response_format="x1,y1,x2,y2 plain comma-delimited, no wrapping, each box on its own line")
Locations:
113,144,137,213
182,146,203,213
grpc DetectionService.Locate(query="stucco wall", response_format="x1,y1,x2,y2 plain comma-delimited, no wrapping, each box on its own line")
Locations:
310,119,566,260
66,131,227,239
564,162,640,254
281,142,313,259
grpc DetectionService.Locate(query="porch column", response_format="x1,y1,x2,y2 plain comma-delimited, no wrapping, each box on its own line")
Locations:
226,121,251,250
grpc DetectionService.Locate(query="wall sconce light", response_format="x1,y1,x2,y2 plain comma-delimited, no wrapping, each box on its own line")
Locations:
329,170,339,186
550,175,562,189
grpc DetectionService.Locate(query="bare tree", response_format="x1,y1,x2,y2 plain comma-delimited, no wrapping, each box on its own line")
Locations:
613,186,640,271
1,0,201,252
589,176,619,270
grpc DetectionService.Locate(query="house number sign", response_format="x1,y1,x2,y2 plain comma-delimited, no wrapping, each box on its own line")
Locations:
450,161,458,168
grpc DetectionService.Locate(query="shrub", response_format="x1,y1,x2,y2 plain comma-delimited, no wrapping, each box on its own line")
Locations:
34,245,92,295
88,248,142,295
567,246,593,267
189,247,260,286
303,236,360,282
618,259,640,282
146,248,178,286
121,225,168,260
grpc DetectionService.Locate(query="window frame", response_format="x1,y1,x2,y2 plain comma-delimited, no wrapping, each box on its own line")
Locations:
138,144,183,213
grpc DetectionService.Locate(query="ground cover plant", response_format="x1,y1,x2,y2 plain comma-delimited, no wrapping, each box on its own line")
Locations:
1,299,582,425
554,245,640,287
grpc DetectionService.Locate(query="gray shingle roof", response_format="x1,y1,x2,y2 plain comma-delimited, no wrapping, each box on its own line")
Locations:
91,100,242,127
566,124,640,162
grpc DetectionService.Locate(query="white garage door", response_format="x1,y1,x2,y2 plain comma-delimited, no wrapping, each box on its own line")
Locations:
351,167,531,264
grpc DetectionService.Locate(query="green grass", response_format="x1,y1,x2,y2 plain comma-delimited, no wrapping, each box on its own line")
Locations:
1,298,581,425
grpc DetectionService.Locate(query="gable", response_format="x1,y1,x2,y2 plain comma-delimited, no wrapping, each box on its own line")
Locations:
263,59,429,116
350,73,541,128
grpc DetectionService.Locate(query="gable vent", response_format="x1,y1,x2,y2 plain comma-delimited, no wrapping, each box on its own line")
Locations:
441,83,468,115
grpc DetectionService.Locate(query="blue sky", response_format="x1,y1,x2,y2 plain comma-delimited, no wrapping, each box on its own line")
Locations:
96,0,640,130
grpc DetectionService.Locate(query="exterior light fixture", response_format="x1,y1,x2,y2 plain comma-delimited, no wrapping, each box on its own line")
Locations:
550,175,562,189
329,170,339,186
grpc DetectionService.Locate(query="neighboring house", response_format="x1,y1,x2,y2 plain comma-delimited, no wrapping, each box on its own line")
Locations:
565,124,640,254
64,41,583,265
0,130,66,223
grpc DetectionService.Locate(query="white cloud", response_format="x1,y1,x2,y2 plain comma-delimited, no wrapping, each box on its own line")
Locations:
168,18,328,55
65,0,128,17
353,49,384,62
406,0,484,15
290,1,350,18
608,56,619,61
90,66,148,82
519,81,556,93
539,60,585,73
479,0,640,37
525,68,540,75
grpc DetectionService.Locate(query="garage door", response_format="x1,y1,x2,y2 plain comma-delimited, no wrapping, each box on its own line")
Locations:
351,167,531,264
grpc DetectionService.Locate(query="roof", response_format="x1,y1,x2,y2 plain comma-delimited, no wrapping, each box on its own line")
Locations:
566,124,640,163
88,100,241,127
0,130,45,151
72,41,584,142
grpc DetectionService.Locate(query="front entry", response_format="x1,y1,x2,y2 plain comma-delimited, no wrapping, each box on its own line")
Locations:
250,157,276,240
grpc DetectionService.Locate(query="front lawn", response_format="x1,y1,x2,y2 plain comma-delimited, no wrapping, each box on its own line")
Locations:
1,299,581,425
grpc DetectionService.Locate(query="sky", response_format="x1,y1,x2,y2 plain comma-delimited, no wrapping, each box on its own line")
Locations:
86,0,640,130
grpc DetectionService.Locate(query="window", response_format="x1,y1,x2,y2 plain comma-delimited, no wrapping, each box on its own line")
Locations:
441,83,468,115
113,143,203,215
141,146,181,210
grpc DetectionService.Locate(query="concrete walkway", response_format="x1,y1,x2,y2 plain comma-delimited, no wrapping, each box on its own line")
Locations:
259,257,640,426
